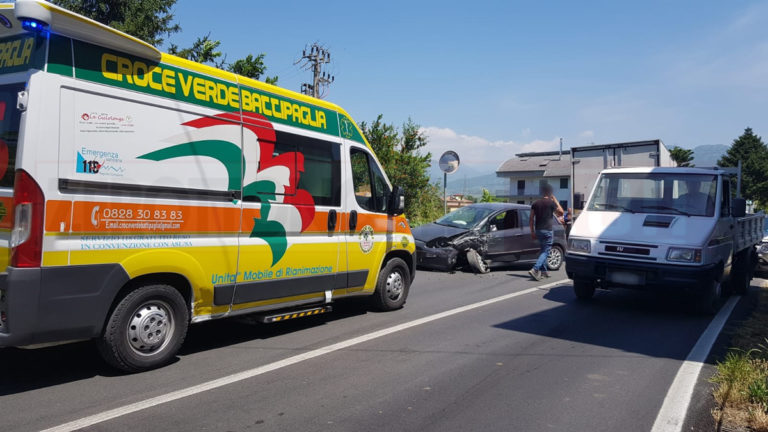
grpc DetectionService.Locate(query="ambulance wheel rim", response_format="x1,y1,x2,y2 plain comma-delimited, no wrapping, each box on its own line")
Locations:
385,271,404,301
126,300,175,356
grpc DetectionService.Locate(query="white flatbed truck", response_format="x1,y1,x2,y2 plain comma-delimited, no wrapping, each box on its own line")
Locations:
565,167,763,313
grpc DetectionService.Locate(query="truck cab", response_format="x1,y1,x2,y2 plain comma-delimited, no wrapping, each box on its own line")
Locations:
565,167,762,313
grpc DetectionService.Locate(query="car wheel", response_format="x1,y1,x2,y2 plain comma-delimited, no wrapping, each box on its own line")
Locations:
371,258,411,311
573,279,595,300
547,245,564,271
466,248,490,274
98,284,189,373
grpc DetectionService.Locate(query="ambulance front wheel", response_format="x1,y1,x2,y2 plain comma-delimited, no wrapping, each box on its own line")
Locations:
372,257,411,311
99,284,189,373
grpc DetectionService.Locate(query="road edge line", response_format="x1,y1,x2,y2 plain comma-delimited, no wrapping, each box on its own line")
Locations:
41,279,570,432
650,295,741,432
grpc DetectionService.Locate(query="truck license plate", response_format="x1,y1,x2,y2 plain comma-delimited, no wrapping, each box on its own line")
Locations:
607,270,645,285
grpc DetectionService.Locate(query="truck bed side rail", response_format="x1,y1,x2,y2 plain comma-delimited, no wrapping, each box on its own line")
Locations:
735,213,765,252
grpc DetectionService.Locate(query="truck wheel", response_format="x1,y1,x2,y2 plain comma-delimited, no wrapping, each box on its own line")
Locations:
695,280,723,315
732,250,757,295
573,279,595,300
99,284,189,373
371,258,411,311
466,249,490,274
547,246,564,271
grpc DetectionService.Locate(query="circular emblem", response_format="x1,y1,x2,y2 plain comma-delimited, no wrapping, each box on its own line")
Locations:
358,225,374,253
401,236,409,248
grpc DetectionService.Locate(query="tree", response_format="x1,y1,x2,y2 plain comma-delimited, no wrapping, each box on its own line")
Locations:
360,115,442,225
52,1,278,84
480,188,501,203
669,146,694,167
51,0,180,46
718,127,768,208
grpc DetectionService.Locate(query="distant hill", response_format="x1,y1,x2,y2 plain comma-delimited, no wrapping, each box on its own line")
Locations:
691,144,728,168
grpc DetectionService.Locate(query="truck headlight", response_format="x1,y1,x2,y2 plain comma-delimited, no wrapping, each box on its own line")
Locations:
569,238,591,253
667,247,702,263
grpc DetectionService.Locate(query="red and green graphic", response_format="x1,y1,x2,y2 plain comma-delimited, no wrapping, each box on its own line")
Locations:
139,112,315,266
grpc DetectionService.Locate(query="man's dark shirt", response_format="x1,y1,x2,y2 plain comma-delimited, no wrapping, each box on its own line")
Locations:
531,198,556,231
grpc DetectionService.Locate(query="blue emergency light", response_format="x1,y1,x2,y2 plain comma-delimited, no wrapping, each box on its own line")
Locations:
20,18,47,32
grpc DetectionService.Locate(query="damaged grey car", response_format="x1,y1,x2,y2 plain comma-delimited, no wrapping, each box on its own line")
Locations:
413,203,567,273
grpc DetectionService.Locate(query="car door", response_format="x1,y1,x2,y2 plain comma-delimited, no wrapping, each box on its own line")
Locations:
516,209,541,259
486,210,521,262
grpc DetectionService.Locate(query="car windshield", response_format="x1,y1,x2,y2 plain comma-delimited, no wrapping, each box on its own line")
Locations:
587,173,718,217
434,206,495,229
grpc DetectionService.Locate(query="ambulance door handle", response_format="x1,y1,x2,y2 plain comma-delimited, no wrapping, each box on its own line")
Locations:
349,210,358,232
328,209,337,231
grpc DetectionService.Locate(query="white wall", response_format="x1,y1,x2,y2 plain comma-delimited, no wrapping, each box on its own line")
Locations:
505,176,570,207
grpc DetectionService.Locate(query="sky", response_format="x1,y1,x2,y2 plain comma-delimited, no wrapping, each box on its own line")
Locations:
167,0,767,176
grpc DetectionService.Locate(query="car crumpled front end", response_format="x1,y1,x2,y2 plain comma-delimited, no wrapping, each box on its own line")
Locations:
415,231,489,272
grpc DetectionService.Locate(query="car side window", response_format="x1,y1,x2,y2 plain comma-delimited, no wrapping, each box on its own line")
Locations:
489,211,518,231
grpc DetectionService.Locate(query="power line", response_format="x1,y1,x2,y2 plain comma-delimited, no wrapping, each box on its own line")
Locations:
294,43,334,99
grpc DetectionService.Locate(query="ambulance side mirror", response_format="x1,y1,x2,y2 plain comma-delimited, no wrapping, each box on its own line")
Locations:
388,186,405,216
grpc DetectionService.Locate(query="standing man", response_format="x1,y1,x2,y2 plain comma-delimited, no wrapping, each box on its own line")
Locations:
529,183,564,280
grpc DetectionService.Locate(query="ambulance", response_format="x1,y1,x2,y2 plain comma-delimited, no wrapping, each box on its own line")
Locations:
0,0,415,372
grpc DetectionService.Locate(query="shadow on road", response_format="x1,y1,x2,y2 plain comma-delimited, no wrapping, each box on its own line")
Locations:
0,299,370,396
492,284,721,362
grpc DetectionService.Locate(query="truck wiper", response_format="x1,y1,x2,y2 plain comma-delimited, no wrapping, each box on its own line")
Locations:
640,205,691,217
594,202,635,213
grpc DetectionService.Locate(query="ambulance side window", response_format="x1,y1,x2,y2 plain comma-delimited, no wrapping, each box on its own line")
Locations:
296,136,341,207
350,148,389,213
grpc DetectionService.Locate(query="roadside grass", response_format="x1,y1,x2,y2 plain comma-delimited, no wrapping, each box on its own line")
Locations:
712,285,768,431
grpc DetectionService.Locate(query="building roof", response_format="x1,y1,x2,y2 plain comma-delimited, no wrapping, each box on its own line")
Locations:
496,151,571,178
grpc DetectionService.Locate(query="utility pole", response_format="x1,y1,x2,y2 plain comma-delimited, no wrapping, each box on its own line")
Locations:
295,43,334,99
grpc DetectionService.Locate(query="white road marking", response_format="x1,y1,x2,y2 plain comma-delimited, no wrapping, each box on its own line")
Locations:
650,295,741,432
41,279,569,432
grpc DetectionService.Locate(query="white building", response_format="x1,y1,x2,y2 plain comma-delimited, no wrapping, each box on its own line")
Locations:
495,151,571,209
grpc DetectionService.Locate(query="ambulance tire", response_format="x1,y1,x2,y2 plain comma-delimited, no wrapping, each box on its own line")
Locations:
99,284,189,373
371,258,411,311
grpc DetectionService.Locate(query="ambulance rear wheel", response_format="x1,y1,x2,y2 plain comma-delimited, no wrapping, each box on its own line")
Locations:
371,258,411,311
99,284,189,373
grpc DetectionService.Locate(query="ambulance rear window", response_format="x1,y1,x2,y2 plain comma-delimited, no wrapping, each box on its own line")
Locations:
0,83,23,188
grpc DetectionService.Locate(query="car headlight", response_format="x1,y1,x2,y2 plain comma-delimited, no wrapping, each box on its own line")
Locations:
667,247,702,263
569,238,591,253
759,243,768,255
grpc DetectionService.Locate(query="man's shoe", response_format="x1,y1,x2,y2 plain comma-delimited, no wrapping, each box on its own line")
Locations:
528,268,541,281
542,271,551,278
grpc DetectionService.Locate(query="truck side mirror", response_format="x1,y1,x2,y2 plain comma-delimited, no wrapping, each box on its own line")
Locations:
388,186,405,216
574,193,585,210
732,197,747,218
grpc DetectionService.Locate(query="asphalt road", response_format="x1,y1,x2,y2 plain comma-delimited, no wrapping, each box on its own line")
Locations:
0,265,727,432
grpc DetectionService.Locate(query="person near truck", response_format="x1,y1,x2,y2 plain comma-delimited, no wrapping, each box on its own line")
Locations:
529,183,564,280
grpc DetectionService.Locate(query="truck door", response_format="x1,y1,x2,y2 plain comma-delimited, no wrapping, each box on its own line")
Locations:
232,122,343,311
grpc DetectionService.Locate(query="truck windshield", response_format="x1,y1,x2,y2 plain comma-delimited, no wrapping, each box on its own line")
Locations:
587,173,718,217
434,206,495,229
0,83,24,188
